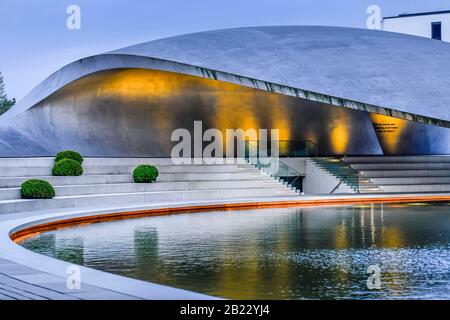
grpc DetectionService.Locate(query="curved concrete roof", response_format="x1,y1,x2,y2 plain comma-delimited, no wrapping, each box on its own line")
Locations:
113,26,450,123
2,26,450,126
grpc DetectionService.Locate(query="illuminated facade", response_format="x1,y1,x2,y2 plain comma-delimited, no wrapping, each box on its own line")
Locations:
0,26,449,156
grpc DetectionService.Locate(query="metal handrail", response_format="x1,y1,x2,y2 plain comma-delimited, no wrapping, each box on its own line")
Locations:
331,174,350,194
314,157,360,194
245,140,302,193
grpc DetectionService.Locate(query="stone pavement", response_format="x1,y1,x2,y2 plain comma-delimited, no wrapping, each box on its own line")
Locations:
0,258,139,300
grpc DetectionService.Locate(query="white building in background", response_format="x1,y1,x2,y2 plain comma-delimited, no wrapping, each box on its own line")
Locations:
383,10,450,42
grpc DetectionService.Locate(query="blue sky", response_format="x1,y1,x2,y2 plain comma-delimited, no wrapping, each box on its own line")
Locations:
1,0,449,99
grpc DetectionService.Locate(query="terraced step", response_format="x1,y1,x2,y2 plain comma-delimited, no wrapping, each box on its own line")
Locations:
370,176,450,185
344,156,450,163
360,170,450,178
0,180,285,200
310,158,374,193
0,157,194,167
0,172,271,188
351,163,450,170
0,157,300,214
359,188,383,193
0,164,256,177
0,187,298,214
0,157,254,167
381,184,450,193
342,155,450,194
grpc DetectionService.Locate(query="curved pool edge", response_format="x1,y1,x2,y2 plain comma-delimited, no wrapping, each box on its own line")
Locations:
10,194,450,242
0,202,229,300
1,193,450,300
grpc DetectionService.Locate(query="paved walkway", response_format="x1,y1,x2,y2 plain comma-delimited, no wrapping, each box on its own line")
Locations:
0,207,139,299
0,258,137,300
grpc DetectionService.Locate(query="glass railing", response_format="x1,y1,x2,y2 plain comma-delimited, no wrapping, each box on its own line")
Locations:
312,157,360,193
245,141,302,193
241,140,318,158
278,140,318,157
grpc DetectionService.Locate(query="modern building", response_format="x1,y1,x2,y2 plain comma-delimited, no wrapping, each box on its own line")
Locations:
0,26,449,157
383,10,450,42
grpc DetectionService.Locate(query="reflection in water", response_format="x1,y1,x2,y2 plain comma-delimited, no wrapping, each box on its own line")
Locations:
20,203,450,299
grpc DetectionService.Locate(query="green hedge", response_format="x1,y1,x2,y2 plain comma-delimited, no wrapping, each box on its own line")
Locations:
133,165,159,183
52,159,83,176
55,150,83,164
21,179,55,199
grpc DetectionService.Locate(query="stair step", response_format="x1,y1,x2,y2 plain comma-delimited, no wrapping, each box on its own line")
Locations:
311,157,378,194
343,156,450,194
351,163,450,170
361,170,450,178
0,157,300,213
371,177,450,185
381,184,450,193
0,158,254,167
311,156,450,195
0,164,254,177
344,156,450,164
0,180,285,200
0,188,299,214
0,172,271,188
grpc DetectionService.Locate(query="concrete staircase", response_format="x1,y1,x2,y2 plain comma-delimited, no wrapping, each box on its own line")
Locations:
312,158,382,194
0,158,298,214
343,156,450,193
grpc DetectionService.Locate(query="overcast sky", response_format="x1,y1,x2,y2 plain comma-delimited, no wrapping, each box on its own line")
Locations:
1,0,449,100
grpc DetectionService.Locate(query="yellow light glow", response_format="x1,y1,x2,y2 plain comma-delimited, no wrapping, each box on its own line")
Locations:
334,223,348,249
331,123,349,154
407,203,430,206
370,113,407,154
380,227,405,248
355,205,372,209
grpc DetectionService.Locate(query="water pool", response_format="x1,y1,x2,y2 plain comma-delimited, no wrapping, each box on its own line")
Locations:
20,202,450,299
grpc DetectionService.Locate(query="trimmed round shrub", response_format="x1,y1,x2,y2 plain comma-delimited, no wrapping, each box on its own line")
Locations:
52,159,83,176
133,165,159,183
21,179,55,199
55,150,83,165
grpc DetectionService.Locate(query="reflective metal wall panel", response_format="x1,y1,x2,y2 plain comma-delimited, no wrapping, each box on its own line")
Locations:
370,114,450,155
0,68,393,157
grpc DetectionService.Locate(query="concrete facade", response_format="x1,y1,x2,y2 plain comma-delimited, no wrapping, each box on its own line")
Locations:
384,11,450,42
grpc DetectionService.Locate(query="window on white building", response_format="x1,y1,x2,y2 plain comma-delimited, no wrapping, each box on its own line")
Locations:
431,22,442,40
